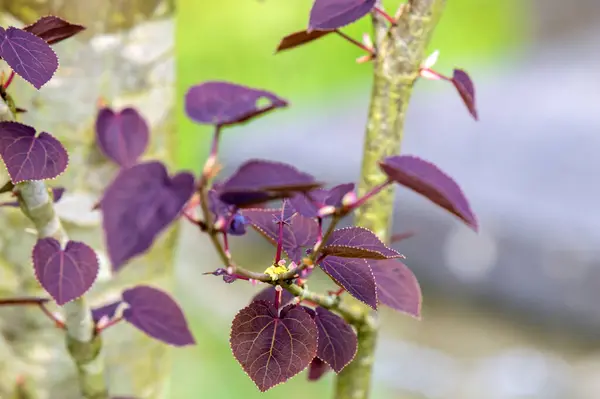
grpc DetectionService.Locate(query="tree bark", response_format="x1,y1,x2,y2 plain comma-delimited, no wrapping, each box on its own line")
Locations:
334,1,447,398
0,1,176,398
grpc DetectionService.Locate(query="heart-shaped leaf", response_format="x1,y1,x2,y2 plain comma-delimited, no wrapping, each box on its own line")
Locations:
319,256,377,309
452,69,478,120
0,122,68,183
379,155,478,231
0,27,58,89
371,259,422,317
23,16,85,45
308,357,331,381
242,208,319,263
95,107,150,168
322,226,403,259
185,81,288,127
100,161,195,271
122,285,195,346
230,301,317,392
91,300,123,323
276,30,333,53
313,307,357,372
220,160,321,207
309,0,376,31
32,238,99,306
251,285,295,307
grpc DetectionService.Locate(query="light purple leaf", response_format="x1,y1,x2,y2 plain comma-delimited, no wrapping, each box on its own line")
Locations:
95,107,150,168
309,0,377,31
313,306,357,372
0,27,58,89
370,259,422,317
100,161,195,271
32,238,99,306
379,155,478,231
242,208,319,263
122,285,195,346
319,256,377,309
0,121,68,183
185,81,288,127
230,301,317,391
322,226,403,259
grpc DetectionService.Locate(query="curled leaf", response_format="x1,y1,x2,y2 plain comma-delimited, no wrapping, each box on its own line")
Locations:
452,69,478,120
23,16,85,45
379,155,478,230
276,30,333,53
185,81,288,127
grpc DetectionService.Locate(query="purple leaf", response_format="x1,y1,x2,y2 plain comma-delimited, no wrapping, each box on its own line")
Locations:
204,268,240,284
230,301,317,392
185,81,288,127
309,0,376,31
32,238,99,306
0,121,68,183
100,161,195,271
322,226,403,259
452,69,478,120
324,183,355,207
95,107,150,168
379,155,478,231
0,186,65,208
207,189,247,236
319,256,377,309
0,27,58,89
251,285,295,307
276,30,333,53
23,16,85,45
370,259,422,317
122,285,195,346
290,183,354,218
313,307,357,372
308,357,331,381
242,208,319,263
219,160,321,207
91,300,122,323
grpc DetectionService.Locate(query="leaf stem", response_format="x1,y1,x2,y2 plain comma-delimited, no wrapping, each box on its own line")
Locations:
3,70,15,90
334,30,374,55
373,6,397,25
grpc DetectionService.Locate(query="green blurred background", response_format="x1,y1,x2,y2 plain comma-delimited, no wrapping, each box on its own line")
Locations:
172,1,524,398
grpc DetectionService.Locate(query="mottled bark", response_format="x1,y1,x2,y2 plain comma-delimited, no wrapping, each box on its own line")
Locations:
0,1,176,398
335,1,447,398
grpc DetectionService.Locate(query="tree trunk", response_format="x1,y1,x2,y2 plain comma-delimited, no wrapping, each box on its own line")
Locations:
0,1,177,398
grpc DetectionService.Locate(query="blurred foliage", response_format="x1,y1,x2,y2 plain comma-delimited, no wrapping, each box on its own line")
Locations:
175,0,523,171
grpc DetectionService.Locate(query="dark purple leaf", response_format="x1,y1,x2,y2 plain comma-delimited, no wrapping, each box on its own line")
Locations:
370,259,421,317
0,121,68,183
379,155,478,231
95,107,150,168
203,268,240,284
309,0,376,31
242,208,319,263
23,16,85,45
252,285,295,307
92,300,122,323
122,285,195,346
0,186,65,208
324,183,355,207
390,230,415,243
219,160,321,207
32,238,99,306
290,183,354,218
313,306,357,372
230,301,317,392
276,29,333,53
452,69,478,120
308,357,331,381
322,226,403,259
0,27,58,89
100,161,195,271
185,81,288,127
319,256,377,309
